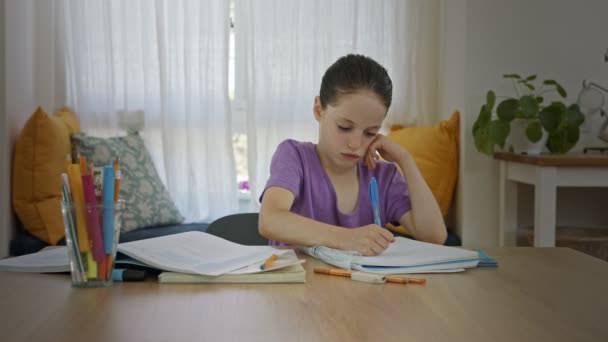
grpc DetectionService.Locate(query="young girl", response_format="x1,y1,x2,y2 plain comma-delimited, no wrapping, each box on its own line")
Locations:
258,54,446,256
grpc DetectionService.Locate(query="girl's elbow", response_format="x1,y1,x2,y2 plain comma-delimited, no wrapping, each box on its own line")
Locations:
434,230,448,245
258,212,270,238
258,210,277,239
431,225,448,245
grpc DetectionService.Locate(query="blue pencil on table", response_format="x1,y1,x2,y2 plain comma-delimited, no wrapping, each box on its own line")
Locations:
368,177,381,225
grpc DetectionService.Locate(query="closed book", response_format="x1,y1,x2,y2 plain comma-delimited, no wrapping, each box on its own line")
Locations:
158,263,305,284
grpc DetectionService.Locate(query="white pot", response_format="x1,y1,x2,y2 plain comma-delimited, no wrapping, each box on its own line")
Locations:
508,119,548,154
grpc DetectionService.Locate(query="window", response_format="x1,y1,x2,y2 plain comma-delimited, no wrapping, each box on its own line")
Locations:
229,0,250,194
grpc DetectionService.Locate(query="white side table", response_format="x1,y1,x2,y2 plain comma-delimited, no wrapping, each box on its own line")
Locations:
496,152,608,247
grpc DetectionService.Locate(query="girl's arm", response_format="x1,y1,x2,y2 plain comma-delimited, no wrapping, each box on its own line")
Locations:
259,186,394,255
395,153,447,244
365,135,447,244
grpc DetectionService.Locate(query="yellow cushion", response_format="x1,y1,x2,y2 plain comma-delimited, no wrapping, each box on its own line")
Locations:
12,106,80,244
387,111,459,221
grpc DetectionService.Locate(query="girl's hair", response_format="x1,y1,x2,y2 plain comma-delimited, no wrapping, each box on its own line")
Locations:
319,54,392,110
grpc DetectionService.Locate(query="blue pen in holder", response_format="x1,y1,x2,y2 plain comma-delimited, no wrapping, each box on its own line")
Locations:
101,166,115,254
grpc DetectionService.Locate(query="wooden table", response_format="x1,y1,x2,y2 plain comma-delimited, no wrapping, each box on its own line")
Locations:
1,249,608,342
494,152,608,247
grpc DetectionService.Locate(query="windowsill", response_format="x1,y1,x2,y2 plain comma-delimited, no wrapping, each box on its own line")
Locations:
238,191,251,200
237,190,257,213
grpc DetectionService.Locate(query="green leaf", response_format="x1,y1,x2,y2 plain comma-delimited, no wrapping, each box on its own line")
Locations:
535,96,544,104
520,95,539,118
486,91,496,112
497,98,519,122
545,104,582,154
473,105,491,135
526,121,543,142
543,80,557,85
503,74,522,79
514,110,526,119
539,103,562,132
565,125,580,146
525,75,537,81
566,104,585,127
473,125,494,155
489,120,510,148
523,82,535,91
547,125,580,154
546,130,567,154
556,84,567,98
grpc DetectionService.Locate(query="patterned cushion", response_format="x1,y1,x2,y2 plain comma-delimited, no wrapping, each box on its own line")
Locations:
71,132,184,232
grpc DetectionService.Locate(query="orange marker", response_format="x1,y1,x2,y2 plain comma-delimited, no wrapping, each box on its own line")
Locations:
314,268,426,285
313,268,351,277
79,155,88,174
386,275,426,284
260,254,277,270
106,254,113,276
98,255,107,279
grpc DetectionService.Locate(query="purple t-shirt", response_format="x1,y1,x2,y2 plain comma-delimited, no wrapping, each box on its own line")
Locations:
261,139,412,246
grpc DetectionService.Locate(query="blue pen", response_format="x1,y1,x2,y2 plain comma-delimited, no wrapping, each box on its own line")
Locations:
101,166,115,254
368,177,381,226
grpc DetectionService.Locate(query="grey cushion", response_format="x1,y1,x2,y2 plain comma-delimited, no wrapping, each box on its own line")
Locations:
206,213,268,245
118,223,209,243
71,132,183,232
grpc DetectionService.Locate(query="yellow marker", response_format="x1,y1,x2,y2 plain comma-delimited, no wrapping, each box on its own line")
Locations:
86,252,97,279
65,153,72,170
66,164,90,252
260,254,277,270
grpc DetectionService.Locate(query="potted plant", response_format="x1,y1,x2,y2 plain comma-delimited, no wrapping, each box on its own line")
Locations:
473,74,585,155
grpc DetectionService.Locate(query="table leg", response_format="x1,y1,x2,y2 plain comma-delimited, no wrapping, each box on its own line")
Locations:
534,167,557,247
499,161,518,246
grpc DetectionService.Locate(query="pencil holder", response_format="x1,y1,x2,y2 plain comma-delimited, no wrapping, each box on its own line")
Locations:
61,201,124,287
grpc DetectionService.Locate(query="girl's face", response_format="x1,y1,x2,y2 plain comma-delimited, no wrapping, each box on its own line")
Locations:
314,90,386,170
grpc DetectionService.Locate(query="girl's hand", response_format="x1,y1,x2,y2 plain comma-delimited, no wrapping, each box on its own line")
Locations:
364,134,410,169
338,225,395,256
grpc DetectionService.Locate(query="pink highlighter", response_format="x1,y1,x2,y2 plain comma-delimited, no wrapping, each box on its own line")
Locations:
81,174,105,263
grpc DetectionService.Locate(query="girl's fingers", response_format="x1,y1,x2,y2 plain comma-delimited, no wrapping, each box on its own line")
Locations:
365,151,373,168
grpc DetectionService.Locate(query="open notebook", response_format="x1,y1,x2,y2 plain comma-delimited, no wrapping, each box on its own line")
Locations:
301,237,480,274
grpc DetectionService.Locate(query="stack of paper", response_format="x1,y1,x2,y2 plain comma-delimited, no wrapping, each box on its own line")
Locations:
0,247,70,273
301,237,481,274
116,231,303,276
158,250,305,283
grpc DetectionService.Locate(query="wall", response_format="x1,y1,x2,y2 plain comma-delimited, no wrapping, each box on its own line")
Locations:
1,1,63,256
442,0,608,247
0,0,9,258
438,0,467,238
3,0,34,256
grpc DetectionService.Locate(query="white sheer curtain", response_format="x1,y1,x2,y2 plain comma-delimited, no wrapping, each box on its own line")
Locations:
236,0,440,203
58,0,237,223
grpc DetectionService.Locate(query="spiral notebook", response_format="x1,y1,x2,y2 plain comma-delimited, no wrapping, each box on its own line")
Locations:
301,237,481,274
